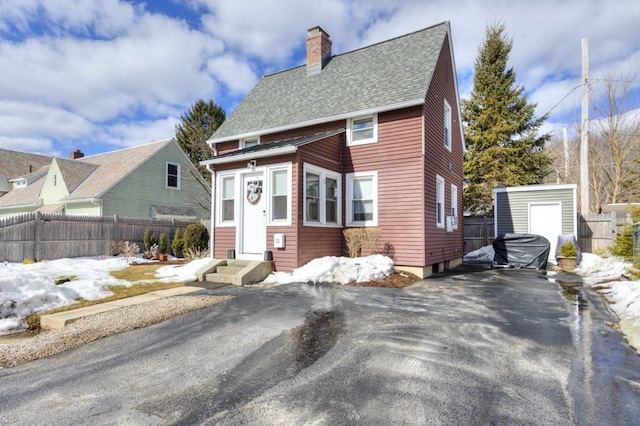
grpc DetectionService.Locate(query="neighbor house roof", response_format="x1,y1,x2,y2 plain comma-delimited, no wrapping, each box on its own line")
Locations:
54,158,100,193
65,139,172,200
0,175,45,208
0,149,52,194
209,21,450,143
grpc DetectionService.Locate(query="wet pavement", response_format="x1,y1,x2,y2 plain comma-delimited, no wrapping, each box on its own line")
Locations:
1,265,640,425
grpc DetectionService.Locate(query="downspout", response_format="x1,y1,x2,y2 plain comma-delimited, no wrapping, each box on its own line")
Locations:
206,164,216,259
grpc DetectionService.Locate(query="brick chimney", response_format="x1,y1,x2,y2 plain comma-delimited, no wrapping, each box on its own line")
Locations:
306,26,332,76
69,149,84,159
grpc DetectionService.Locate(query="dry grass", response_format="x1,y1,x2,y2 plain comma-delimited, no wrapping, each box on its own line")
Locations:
352,271,422,289
27,262,187,329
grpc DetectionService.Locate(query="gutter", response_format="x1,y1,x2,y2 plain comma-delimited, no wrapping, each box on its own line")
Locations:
205,164,216,259
201,145,298,166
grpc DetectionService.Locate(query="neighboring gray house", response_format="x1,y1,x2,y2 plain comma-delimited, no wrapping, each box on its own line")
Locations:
494,183,578,257
0,139,211,220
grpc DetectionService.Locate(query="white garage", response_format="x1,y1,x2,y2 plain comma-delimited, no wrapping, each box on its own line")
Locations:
493,184,578,259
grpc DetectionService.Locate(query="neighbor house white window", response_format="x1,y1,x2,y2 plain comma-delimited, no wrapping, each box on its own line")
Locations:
304,164,341,226
268,164,292,225
451,183,458,229
347,114,378,146
53,174,57,187
166,162,180,189
444,99,452,151
240,137,260,149
217,174,235,225
346,171,378,226
436,175,445,228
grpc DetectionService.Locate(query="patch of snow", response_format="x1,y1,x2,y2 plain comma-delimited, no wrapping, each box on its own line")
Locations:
263,254,395,285
463,245,494,263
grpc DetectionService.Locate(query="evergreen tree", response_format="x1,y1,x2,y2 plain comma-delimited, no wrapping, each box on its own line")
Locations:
462,23,552,216
175,99,225,177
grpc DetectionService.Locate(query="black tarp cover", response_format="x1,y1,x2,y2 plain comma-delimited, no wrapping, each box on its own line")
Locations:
493,233,550,269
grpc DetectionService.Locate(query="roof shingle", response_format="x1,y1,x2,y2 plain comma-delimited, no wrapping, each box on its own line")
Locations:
211,22,449,142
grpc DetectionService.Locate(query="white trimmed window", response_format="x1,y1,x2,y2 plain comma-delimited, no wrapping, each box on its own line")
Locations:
444,99,452,151
451,183,458,229
304,164,341,226
436,175,445,228
346,171,378,226
217,174,235,225
347,114,378,146
166,162,180,189
240,137,260,149
268,164,292,225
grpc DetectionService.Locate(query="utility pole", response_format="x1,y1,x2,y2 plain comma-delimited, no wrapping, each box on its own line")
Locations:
580,37,590,213
563,127,569,181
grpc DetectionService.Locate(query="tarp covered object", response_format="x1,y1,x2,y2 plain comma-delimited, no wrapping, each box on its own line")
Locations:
493,233,550,269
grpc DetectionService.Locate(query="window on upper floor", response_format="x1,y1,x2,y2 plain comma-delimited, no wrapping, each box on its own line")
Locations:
436,175,445,228
444,99,452,151
241,137,260,149
346,171,378,226
304,164,341,226
347,114,378,146
166,162,180,190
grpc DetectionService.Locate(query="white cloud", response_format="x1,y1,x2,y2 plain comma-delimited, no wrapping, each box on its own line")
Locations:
206,55,258,95
0,0,639,157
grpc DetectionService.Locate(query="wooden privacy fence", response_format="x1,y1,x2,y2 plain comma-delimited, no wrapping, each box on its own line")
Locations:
0,213,199,263
464,212,626,255
463,216,494,254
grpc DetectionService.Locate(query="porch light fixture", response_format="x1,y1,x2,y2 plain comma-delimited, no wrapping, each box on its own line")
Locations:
247,160,257,169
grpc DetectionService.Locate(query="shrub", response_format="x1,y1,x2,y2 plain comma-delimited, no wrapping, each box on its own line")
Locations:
611,225,633,260
172,228,184,257
559,240,578,258
343,228,381,257
143,228,153,251
158,233,168,254
183,247,209,261
184,223,209,252
111,240,140,263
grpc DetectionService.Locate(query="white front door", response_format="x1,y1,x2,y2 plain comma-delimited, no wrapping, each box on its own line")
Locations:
240,172,266,258
529,202,562,259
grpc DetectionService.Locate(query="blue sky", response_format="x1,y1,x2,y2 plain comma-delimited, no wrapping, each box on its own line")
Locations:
1,0,639,158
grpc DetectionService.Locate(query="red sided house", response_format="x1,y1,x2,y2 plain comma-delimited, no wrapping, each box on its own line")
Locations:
201,21,464,278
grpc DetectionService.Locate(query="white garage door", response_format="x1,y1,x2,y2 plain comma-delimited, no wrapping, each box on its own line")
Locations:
529,202,562,261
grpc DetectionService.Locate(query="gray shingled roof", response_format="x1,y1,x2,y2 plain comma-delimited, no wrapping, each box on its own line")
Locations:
211,22,449,142
210,128,344,162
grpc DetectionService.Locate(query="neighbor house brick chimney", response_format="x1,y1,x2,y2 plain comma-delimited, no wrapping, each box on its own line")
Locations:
69,149,84,159
306,26,332,76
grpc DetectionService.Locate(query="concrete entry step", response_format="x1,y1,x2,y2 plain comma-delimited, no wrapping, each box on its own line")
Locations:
199,259,273,286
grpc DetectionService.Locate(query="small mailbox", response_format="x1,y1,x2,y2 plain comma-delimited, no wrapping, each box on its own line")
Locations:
273,233,286,248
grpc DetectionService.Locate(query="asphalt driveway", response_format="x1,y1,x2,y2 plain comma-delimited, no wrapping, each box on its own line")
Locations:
2,265,640,425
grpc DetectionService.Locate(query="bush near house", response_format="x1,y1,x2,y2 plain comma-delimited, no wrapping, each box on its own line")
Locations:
184,223,209,252
172,228,184,257
611,206,640,261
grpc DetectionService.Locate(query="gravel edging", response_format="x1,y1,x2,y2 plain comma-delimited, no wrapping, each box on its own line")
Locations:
0,294,233,369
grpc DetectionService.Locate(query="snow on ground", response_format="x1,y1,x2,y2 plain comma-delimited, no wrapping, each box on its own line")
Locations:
0,256,209,334
262,254,395,285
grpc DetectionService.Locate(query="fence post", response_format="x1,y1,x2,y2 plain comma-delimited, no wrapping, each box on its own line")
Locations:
33,211,41,261
634,223,639,259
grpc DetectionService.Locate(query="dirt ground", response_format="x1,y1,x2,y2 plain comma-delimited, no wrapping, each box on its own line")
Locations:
352,271,422,289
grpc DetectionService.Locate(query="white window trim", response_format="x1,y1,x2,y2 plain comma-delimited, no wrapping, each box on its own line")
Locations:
443,99,452,151
303,164,342,227
267,163,292,226
346,171,378,227
166,162,181,190
240,137,260,149
347,114,378,147
436,175,445,228
451,183,458,229
216,172,236,226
